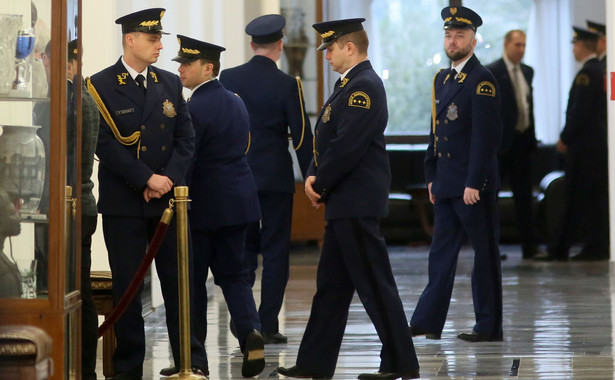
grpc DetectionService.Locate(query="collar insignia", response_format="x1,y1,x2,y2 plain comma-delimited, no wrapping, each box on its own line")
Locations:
117,72,129,85
150,71,158,83
340,77,349,88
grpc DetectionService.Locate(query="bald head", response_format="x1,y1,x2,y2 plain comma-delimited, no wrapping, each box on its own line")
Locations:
504,30,526,64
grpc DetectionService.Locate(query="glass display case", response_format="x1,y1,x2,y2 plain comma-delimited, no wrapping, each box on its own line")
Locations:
0,0,82,379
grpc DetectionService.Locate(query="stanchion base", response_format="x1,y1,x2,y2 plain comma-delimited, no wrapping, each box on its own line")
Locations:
167,369,207,380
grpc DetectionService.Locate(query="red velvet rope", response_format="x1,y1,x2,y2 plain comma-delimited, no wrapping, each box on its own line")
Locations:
97,209,173,338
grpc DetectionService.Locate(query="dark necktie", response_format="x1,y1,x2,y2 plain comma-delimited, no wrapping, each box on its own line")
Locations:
449,68,457,84
136,74,146,95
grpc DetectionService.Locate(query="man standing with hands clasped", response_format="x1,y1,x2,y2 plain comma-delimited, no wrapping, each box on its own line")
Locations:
410,6,504,343
88,8,206,379
277,18,419,380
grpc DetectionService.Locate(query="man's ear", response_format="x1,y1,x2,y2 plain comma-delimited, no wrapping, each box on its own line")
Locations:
346,41,355,54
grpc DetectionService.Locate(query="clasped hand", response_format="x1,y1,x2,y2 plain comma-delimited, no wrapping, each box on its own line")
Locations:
143,174,173,202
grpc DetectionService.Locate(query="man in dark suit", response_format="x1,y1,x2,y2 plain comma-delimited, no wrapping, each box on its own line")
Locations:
167,35,264,378
486,30,539,259
410,6,504,343
219,14,313,344
88,9,206,379
540,27,608,261
277,18,419,380
587,20,606,65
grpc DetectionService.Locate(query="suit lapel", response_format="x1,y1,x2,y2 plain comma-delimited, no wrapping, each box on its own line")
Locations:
317,61,371,123
436,55,477,118
142,68,161,121
112,59,146,109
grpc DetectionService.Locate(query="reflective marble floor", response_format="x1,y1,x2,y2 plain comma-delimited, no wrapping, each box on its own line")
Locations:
96,244,615,379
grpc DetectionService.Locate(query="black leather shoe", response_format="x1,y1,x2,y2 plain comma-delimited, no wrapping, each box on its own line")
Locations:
358,370,420,379
457,331,503,342
159,366,209,377
263,331,288,344
242,329,265,377
277,365,331,379
409,325,441,340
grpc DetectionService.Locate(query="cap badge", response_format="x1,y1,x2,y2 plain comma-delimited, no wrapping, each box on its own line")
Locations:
321,30,335,38
117,72,129,85
181,47,201,55
163,99,177,118
450,7,458,15
455,17,472,26
139,20,159,28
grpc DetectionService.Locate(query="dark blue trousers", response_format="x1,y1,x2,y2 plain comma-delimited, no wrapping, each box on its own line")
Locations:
244,191,293,333
410,193,502,337
192,224,261,356
102,215,206,376
296,218,419,377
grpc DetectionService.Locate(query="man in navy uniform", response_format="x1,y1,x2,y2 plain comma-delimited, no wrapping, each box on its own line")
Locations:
88,8,206,379
410,6,504,343
277,18,419,380
486,30,539,259
219,14,313,344
587,20,606,65
168,34,265,378
540,27,608,261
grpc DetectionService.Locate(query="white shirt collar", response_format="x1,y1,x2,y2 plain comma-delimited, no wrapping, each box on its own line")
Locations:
340,57,369,80
341,62,362,81
121,56,148,88
451,54,472,75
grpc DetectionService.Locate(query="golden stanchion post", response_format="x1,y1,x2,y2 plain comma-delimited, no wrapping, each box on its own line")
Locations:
170,186,206,379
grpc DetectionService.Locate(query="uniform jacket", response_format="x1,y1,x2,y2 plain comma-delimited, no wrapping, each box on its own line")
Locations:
219,55,313,193
307,60,390,220
486,58,536,152
186,79,261,230
90,58,195,218
426,54,503,198
560,57,607,155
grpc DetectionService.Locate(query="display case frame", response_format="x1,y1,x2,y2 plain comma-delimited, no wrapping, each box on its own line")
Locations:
0,0,83,379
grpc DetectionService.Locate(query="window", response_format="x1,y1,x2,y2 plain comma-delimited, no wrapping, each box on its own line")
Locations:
368,0,532,135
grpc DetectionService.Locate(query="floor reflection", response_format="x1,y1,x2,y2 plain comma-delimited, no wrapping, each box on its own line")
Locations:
96,244,615,379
